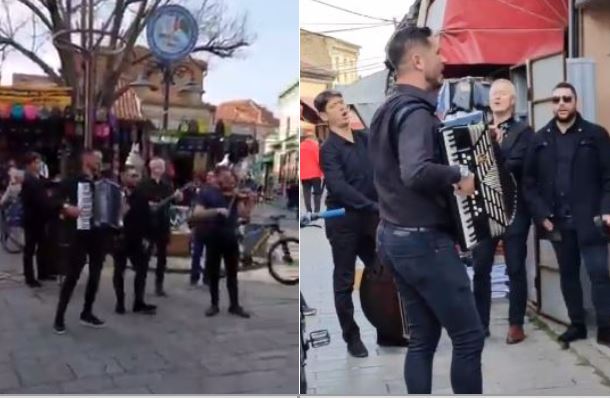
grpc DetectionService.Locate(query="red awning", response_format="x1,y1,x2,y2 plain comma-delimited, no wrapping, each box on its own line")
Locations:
428,0,568,69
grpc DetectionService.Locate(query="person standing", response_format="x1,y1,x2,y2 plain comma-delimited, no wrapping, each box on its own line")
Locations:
523,82,610,347
139,158,182,296
53,150,107,334
191,167,252,318
370,27,484,394
20,152,54,287
190,170,218,286
471,79,533,343
113,165,157,315
300,133,323,214
316,89,378,358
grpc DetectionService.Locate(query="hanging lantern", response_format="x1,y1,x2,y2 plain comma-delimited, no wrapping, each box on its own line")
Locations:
11,104,24,120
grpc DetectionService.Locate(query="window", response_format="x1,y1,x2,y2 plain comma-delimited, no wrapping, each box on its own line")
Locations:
286,117,291,135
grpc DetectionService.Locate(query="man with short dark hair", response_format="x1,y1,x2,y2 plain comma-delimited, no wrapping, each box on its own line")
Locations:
370,26,484,394
317,89,379,358
523,81,610,347
21,152,54,287
53,150,107,334
113,165,156,315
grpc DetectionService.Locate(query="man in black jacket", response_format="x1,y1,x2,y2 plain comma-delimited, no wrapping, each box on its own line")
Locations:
471,79,533,344
113,165,156,315
139,158,182,296
53,150,106,334
317,89,379,358
523,81,610,347
369,27,484,394
20,152,55,287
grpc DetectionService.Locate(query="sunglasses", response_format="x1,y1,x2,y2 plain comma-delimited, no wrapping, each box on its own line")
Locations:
552,95,573,104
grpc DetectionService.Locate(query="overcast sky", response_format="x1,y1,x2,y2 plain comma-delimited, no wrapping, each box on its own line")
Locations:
300,0,414,78
0,0,299,113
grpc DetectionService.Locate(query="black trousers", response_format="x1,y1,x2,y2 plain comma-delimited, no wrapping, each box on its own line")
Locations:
325,210,378,343
23,223,49,283
472,232,529,329
552,228,610,328
205,234,239,308
113,240,150,307
301,178,322,213
151,233,169,289
55,230,105,324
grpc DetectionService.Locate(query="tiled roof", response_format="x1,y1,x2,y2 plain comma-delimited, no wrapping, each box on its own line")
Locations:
111,79,144,122
216,100,279,128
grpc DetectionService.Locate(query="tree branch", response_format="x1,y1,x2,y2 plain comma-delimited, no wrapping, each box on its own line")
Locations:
0,36,62,83
17,0,53,30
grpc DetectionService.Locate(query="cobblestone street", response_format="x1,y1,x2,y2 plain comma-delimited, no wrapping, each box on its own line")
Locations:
0,203,299,394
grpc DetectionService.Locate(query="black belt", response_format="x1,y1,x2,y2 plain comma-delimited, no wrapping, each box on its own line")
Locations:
383,221,438,232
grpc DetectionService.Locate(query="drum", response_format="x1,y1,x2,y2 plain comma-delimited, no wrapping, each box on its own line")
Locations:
359,263,409,345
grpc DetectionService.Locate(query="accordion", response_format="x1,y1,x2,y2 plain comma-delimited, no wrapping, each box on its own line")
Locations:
93,178,123,229
439,112,517,251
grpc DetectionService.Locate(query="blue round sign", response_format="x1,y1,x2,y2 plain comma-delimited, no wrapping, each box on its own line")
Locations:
146,5,199,62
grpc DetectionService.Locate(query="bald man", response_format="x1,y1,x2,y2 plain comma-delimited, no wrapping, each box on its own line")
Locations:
471,79,534,344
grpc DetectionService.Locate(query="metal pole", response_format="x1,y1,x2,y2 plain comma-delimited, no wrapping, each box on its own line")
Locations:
162,65,171,132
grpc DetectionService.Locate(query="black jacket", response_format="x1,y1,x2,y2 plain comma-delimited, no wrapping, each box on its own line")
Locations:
523,114,610,245
138,177,174,236
21,173,53,227
369,84,460,228
122,186,153,245
496,119,534,236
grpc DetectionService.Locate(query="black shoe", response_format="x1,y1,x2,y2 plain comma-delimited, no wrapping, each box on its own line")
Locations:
205,305,220,317
347,338,368,358
39,275,56,281
80,313,106,328
228,306,250,318
53,322,66,335
115,303,126,315
302,306,317,317
377,335,409,347
597,327,610,347
133,303,157,314
26,280,42,288
485,329,491,338
155,287,168,297
558,324,587,343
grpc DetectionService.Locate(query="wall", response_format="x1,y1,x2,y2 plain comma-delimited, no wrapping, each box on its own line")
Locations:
300,78,330,99
301,29,360,87
581,4,610,130
328,43,359,85
275,82,299,176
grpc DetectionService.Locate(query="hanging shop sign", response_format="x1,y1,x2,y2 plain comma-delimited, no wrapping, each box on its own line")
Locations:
0,87,72,108
146,5,199,63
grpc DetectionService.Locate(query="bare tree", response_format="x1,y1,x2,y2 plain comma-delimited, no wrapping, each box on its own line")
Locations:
0,0,253,109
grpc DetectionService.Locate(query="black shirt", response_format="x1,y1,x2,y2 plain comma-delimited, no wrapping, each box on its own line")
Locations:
369,84,461,228
122,186,152,244
21,173,51,227
320,130,377,211
553,121,582,218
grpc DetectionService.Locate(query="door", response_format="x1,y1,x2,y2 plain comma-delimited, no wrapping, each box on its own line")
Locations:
526,52,569,323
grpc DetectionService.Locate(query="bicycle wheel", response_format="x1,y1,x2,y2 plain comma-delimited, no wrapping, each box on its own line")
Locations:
267,237,299,285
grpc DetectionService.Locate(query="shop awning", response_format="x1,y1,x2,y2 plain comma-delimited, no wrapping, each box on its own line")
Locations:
426,0,568,73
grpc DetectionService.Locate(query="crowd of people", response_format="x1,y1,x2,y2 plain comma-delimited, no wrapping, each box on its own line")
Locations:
0,150,258,335
311,26,610,394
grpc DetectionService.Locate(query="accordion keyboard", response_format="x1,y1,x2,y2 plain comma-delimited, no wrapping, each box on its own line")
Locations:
441,122,511,250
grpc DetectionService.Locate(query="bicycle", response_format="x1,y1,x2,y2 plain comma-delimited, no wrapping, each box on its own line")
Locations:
299,208,344,394
0,202,25,254
238,214,299,285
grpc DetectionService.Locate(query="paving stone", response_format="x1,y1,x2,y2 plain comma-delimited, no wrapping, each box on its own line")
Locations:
14,359,75,387
59,375,116,394
0,370,20,391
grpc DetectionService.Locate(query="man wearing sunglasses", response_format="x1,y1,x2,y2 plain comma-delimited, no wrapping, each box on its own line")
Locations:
523,81,610,347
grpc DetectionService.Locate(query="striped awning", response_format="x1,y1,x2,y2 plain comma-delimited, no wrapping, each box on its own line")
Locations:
112,80,145,122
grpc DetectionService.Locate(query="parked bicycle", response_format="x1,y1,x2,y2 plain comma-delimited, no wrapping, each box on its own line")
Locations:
300,208,345,394
238,213,298,285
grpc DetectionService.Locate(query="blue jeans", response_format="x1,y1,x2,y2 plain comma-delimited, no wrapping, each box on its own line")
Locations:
377,222,485,394
190,237,205,284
